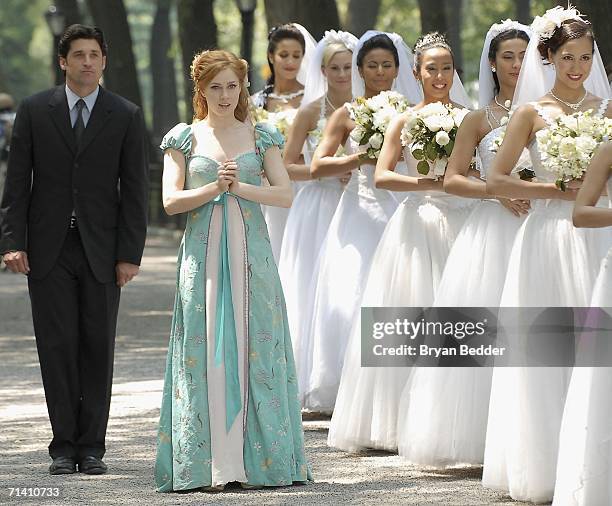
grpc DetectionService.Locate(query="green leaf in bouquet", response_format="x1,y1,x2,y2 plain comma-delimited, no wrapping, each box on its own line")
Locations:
412,148,425,160
426,141,438,160
555,178,567,192
417,160,430,175
444,139,455,156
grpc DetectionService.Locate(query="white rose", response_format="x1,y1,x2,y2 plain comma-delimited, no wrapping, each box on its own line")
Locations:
420,102,447,117
350,126,365,142
435,130,451,146
369,132,384,150
372,107,395,131
440,115,455,132
558,137,577,160
433,157,448,176
423,115,443,132
400,128,413,147
575,135,597,156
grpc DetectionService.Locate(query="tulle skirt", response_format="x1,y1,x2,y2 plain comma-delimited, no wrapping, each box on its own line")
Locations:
277,179,344,409
396,200,524,466
553,250,612,506
300,173,399,413
328,193,472,452
262,181,307,263
483,199,611,503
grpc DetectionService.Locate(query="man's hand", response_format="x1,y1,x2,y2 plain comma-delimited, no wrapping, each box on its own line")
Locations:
115,262,139,287
2,251,29,274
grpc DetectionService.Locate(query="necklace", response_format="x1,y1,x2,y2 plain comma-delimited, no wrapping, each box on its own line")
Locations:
267,88,304,103
494,95,511,112
549,88,588,111
325,94,340,112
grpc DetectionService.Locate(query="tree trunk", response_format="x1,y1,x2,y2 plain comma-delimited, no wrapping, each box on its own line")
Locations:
150,0,179,140
56,0,82,28
86,0,142,108
418,0,448,36
263,0,339,38
445,0,463,77
177,0,217,121
344,0,381,37
574,0,612,75
263,0,299,29
515,0,531,25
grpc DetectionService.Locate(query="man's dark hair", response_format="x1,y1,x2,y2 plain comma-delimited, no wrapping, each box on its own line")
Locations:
58,24,107,58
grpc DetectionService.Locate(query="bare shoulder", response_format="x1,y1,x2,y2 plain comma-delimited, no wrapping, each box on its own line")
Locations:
294,100,320,127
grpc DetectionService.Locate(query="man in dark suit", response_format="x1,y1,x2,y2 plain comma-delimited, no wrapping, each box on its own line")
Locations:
0,25,148,475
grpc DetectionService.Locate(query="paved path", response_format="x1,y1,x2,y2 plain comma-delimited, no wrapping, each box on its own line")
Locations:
0,234,531,505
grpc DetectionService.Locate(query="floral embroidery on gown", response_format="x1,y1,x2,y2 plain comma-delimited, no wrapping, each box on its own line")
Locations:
154,122,311,491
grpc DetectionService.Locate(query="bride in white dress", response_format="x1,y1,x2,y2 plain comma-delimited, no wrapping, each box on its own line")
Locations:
395,22,531,467
328,32,472,453
251,23,316,263
301,31,422,414
277,30,357,409
484,8,612,503
553,142,612,506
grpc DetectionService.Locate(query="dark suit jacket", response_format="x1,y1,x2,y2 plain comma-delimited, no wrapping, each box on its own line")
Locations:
0,85,148,283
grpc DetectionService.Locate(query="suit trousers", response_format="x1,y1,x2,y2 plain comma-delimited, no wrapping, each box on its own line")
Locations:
28,227,120,459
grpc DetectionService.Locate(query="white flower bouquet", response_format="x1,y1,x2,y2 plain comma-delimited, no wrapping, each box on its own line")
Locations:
269,108,298,139
347,91,410,159
401,102,469,178
536,110,612,190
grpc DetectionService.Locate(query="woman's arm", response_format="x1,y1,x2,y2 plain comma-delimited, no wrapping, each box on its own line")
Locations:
487,104,575,200
230,145,292,208
311,106,361,178
283,104,317,181
162,149,227,215
374,114,443,191
443,111,488,197
573,142,612,228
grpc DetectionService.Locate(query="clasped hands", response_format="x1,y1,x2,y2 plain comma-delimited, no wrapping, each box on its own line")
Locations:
216,159,240,193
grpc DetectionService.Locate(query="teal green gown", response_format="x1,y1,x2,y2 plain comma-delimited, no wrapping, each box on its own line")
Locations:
154,122,311,491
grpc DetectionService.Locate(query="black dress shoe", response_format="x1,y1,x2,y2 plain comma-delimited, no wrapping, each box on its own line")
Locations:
78,456,107,475
49,456,76,475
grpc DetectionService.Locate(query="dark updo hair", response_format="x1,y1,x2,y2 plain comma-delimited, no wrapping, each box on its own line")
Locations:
537,19,594,63
356,33,399,68
58,24,107,58
265,24,306,87
413,32,454,71
488,29,530,92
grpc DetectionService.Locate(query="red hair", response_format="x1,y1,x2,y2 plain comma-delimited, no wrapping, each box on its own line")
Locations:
190,49,250,122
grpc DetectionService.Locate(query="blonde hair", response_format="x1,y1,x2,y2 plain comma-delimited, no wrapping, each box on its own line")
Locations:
322,42,351,67
190,49,250,122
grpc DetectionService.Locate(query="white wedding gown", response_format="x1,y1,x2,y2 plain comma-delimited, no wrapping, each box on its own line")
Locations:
395,124,526,466
552,176,612,506
278,113,345,410
328,151,473,452
259,107,305,263
483,100,612,503
299,137,400,413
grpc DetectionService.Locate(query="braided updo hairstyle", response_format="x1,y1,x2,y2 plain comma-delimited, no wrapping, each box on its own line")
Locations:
190,49,250,122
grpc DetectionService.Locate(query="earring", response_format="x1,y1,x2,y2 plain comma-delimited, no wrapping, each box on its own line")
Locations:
491,67,496,73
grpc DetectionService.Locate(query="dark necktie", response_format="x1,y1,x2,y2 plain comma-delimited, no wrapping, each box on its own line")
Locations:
73,99,86,146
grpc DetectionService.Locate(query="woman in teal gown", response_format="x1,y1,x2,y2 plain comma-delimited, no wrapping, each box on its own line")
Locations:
154,49,311,492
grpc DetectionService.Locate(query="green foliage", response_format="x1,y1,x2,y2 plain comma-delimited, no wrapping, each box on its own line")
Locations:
0,0,53,100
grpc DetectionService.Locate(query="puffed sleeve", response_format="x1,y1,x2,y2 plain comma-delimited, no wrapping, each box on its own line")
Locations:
159,123,192,158
254,122,285,156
